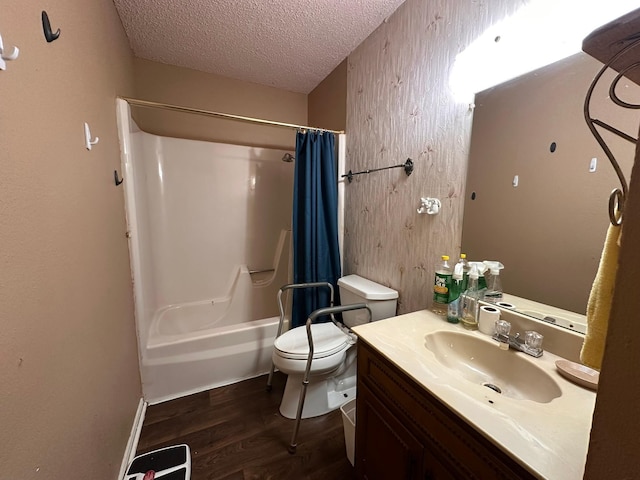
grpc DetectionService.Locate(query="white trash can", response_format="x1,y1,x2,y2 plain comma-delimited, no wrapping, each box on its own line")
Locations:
340,398,357,466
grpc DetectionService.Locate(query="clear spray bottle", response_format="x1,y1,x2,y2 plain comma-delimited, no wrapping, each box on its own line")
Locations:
447,263,464,323
455,253,470,292
467,261,488,297
483,261,504,303
460,263,481,330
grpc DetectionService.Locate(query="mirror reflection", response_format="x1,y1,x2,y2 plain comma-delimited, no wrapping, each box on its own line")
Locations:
462,51,640,331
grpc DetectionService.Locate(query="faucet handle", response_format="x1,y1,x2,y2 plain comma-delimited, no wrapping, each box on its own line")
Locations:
525,331,544,351
494,320,511,350
495,320,511,336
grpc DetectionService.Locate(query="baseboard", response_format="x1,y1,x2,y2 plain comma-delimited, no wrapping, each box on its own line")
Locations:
117,398,147,480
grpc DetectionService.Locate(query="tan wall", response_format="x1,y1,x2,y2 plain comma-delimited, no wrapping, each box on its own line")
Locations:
132,58,308,150
1,0,141,479
462,53,638,314
308,60,347,131
345,0,521,313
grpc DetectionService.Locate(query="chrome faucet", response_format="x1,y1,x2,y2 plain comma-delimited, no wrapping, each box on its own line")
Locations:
492,320,544,358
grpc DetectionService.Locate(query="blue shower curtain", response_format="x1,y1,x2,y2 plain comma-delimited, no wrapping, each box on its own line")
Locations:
291,131,342,328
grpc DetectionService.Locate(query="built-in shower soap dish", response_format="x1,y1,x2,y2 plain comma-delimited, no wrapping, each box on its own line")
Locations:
555,359,599,390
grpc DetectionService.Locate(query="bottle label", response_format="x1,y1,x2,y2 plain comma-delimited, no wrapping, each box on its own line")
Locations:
433,273,452,303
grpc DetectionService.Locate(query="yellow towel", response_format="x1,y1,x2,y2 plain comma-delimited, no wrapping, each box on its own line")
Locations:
580,223,621,370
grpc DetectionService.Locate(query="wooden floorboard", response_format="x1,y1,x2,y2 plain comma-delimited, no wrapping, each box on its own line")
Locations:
136,372,356,480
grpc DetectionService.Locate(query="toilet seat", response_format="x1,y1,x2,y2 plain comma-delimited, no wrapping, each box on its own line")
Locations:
274,322,350,360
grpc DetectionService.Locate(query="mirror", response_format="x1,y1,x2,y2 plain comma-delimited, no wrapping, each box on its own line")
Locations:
461,51,640,332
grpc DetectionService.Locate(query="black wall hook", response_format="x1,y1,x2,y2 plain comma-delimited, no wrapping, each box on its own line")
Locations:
114,170,124,186
42,11,61,43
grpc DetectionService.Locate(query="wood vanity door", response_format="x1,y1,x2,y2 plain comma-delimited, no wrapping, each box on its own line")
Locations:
423,449,458,480
356,382,425,480
355,339,537,480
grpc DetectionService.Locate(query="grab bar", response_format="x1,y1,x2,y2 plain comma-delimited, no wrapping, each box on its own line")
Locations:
248,268,275,275
266,282,335,392
288,303,371,454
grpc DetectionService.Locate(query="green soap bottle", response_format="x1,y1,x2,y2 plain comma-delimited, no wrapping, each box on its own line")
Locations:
432,255,452,316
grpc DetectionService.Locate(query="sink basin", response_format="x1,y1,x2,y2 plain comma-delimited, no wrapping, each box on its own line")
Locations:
424,331,561,403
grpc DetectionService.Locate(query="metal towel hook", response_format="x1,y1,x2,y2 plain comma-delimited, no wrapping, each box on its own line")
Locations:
583,36,640,226
0,33,19,71
42,11,61,43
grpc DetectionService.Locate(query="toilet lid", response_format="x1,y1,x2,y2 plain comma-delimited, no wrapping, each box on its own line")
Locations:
274,322,350,360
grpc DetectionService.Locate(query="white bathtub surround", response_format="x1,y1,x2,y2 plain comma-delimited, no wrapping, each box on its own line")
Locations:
150,233,289,337
140,232,291,400
117,100,296,403
353,310,597,479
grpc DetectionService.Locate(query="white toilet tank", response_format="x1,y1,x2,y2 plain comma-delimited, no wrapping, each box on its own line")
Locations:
338,274,398,327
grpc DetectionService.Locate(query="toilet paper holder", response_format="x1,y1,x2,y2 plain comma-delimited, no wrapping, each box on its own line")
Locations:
417,197,441,215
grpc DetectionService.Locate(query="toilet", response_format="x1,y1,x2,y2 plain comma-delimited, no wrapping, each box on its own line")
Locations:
272,274,398,419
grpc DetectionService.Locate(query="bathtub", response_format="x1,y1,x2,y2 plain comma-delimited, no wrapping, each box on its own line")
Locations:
141,262,290,403
142,314,283,404
141,231,291,404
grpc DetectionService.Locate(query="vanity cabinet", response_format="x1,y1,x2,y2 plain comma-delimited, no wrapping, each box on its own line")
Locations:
355,339,536,480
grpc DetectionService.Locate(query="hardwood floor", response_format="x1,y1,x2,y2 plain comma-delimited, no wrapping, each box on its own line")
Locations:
136,372,356,480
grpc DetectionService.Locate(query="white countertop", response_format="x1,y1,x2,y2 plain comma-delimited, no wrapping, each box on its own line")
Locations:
353,309,596,480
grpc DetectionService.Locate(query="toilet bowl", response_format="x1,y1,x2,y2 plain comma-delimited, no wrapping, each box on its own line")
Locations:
272,274,398,419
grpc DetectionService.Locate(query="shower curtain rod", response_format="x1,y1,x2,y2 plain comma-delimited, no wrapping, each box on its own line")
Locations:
120,97,345,134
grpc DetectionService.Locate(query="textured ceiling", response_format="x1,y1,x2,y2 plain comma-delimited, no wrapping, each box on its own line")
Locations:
113,0,406,94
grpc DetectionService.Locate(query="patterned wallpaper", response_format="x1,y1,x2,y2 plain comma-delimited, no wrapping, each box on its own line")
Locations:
345,0,523,314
